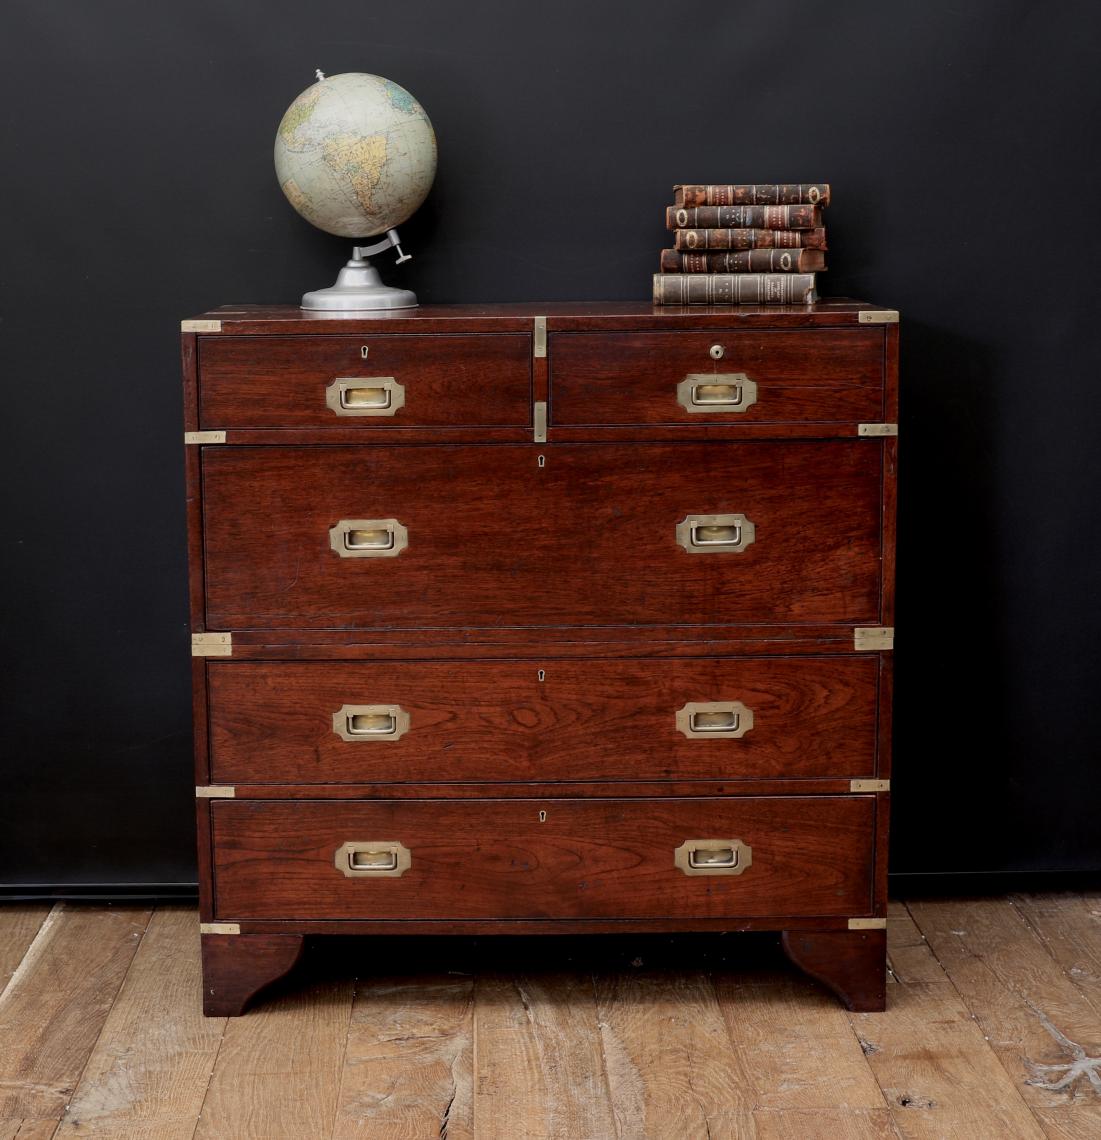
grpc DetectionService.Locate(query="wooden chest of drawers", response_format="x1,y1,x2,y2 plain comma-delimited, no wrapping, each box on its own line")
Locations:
182,300,898,1015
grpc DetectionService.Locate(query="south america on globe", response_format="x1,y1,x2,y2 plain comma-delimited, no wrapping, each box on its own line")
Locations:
274,71,437,310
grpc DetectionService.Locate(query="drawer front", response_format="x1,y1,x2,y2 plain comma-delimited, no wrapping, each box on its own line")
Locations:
202,442,882,629
211,796,875,920
198,335,532,428
208,657,878,784
550,330,884,426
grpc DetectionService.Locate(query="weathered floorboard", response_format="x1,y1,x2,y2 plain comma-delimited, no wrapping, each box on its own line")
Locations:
0,904,151,1121
474,972,616,1140
331,973,473,1140
54,907,225,1139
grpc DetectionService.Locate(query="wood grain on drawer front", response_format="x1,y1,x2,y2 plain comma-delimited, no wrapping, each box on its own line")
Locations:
211,797,875,920
202,442,881,629
207,656,878,784
197,335,531,428
550,330,884,425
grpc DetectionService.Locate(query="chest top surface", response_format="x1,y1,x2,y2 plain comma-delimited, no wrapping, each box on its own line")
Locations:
183,299,898,335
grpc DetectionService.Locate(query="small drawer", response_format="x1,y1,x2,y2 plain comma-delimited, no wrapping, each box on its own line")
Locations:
198,334,531,428
550,330,884,426
207,656,879,784
210,796,876,920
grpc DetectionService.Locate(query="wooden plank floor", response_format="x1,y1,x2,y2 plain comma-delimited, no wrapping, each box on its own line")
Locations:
0,898,1098,1138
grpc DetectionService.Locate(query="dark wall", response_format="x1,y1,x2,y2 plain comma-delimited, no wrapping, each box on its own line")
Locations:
3,0,1099,891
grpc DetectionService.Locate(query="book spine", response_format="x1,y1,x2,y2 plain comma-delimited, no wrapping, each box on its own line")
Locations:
653,273,818,305
673,227,828,251
659,248,826,273
674,183,830,208
667,204,820,230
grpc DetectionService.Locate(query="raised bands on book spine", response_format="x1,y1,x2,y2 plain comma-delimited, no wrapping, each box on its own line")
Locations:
660,248,826,273
674,183,830,207
674,227,828,251
667,204,821,230
653,273,818,305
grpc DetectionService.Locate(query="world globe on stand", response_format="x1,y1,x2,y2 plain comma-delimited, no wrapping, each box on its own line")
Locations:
274,72,437,310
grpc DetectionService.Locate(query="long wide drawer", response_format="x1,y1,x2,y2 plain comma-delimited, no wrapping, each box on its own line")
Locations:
198,334,532,429
210,796,876,920
207,656,879,783
550,329,884,426
202,441,883,629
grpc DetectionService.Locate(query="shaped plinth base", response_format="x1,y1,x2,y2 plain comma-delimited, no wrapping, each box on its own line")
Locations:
781,929,887,1012
200,933,305,1017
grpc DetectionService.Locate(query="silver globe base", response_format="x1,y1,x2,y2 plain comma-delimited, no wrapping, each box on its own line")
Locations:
301,256,417,312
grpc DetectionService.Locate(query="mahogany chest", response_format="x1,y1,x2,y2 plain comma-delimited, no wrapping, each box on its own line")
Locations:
182,300,898,1015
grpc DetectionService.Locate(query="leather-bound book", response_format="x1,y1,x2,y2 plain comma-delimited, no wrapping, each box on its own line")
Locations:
674,183,830,207
660,248,826,273
653,272,817,304
667,204,821,230
674,227,828,251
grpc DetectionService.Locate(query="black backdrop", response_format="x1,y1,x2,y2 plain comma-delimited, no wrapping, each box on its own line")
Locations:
3,1,1100,894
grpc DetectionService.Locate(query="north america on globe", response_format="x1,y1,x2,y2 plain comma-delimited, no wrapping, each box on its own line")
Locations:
274,72,437,239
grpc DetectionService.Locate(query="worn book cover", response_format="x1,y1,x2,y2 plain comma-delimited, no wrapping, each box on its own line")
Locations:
667,204,821,230
660,248,826,273
673,227,828,251
653,273,818,305
674,183,830,207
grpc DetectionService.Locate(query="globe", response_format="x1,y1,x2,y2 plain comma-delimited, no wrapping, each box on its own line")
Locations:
273,71,437,310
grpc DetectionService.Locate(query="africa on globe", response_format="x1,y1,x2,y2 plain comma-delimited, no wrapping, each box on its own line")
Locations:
274,71,437,310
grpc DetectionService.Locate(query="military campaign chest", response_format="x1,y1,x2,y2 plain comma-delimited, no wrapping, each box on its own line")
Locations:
182,300,898,1015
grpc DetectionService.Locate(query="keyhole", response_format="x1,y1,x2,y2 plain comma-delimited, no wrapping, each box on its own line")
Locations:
537,454,546,468
709,344,725,360
537,669,546,682
538,810,547,823
360,345,369,358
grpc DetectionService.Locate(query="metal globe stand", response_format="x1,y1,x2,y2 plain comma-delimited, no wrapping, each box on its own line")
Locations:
301,228,418,312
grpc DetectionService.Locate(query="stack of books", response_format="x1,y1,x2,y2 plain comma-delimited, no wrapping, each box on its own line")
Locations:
653,183,829,305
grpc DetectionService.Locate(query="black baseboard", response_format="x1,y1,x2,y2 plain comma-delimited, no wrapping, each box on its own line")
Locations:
1,868,1099,904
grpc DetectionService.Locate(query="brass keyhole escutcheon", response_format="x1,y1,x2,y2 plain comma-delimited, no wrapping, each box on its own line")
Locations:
537,668,546,681
538,810,547,823
360,345,369,358
709,344,725,360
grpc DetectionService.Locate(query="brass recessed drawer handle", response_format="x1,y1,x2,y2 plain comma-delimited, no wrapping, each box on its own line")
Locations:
326,377,405,417
329,518,408,558
674,839,752,876
677,373,758,414
332,704,410,742
676,513,755,553
334,840,411,878
676,700,754,739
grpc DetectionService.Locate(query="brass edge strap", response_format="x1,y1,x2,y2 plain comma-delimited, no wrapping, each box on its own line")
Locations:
857,423,898,437
199,922,240,935
533,316,547,357
848,918,887,930
857,310,899,324
195,786,236,798
850,779,890,792
853,627,894,651
181,319,223,332
184,430,226,445
192,632,233,657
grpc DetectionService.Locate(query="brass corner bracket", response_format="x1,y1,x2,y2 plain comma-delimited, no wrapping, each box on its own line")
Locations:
857,310,899,324
181,319,222,333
